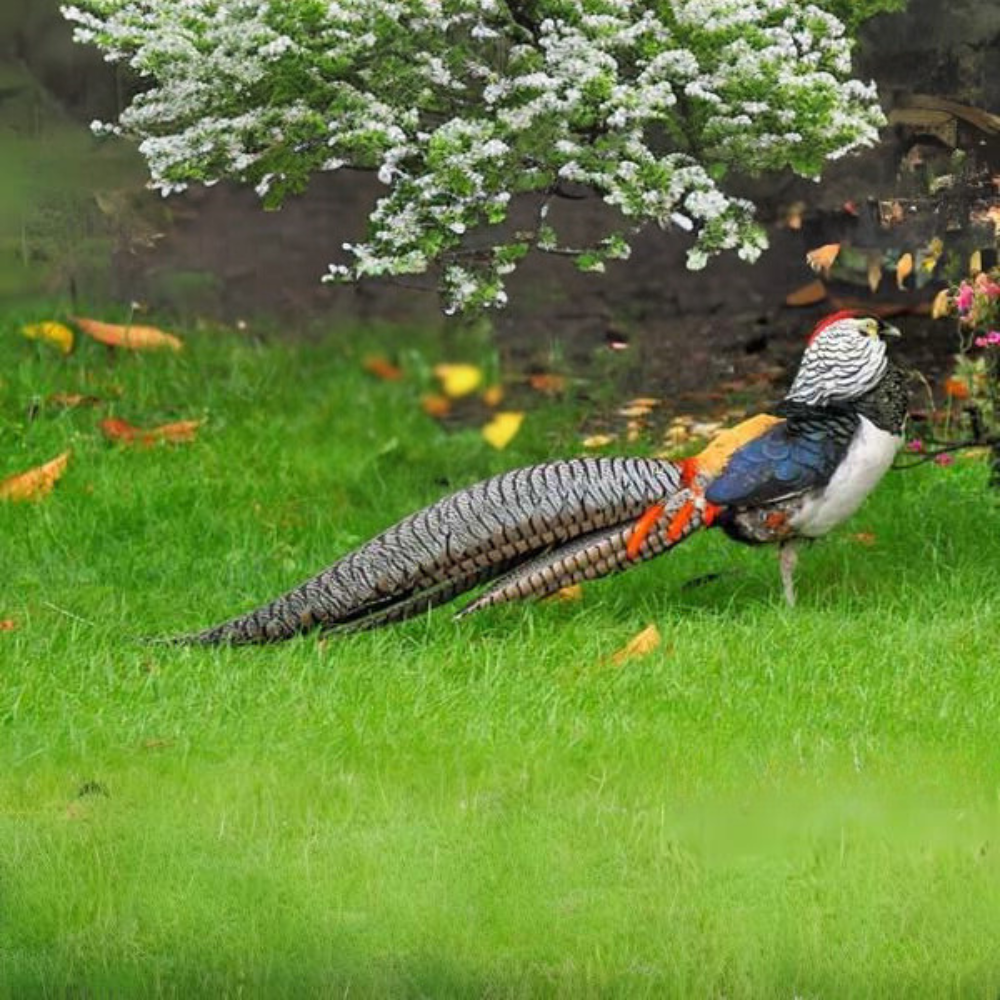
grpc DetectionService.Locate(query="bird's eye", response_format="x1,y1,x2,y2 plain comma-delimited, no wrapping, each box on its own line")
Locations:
863,319,879,338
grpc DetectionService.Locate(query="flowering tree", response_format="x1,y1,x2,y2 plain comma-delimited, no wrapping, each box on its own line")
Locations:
64,0,902,313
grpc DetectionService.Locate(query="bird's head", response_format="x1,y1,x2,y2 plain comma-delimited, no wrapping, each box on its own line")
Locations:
785,310,901,406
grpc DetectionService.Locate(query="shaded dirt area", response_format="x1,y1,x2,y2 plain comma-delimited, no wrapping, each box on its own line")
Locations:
8,0,1000,424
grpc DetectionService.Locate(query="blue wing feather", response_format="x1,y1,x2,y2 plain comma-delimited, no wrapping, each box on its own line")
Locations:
705,415,857,507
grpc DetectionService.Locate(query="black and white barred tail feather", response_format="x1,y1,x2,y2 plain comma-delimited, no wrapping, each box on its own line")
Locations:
456,489,706,617
168,457,684,645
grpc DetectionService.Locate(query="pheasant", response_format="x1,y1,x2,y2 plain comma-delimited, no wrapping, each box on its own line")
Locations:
172,311,906,644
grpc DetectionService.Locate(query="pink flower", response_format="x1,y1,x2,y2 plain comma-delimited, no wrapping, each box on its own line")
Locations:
934,453,955,467
975,331,1000,347
955,282,975,314
974,273,1000,298
906,438,924,453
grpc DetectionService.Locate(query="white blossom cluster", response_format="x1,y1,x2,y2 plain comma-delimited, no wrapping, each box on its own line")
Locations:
64,0,897,313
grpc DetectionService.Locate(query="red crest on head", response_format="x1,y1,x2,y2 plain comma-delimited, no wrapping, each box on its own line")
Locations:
807,309,862,345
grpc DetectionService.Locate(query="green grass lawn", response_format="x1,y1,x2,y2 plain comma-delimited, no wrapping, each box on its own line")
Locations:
2,308,1000,998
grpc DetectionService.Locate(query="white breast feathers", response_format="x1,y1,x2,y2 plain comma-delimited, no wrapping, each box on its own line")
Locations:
790,415,901,538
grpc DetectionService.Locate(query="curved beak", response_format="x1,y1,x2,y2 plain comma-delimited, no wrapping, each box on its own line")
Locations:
877,319,902,338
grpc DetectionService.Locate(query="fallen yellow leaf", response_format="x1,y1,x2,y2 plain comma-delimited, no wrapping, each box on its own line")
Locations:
434,363,483,398
582,433,616,449
21,321,74,354
930,288,951,319
921,237,944,272
71,316,183,352
544,584,583,604
0,451,71,501
610,623,662,666
481,411,524,450
618,403,654,418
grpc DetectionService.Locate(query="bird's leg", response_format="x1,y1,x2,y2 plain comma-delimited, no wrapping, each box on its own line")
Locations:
778,541,798,607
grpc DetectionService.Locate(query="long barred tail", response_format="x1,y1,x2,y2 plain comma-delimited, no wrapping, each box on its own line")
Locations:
455,488,708,617
168,457,684,645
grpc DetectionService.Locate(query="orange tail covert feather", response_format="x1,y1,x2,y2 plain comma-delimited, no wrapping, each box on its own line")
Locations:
627,503,665,560
666,500,696,543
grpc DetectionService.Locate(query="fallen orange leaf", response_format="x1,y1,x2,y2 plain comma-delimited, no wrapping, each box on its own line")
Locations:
71,316,183,352
806,243,840,277
785,280,827,307
362,355,404,381
895,252,914,289
0,619,17,631
944,378,970,400
0,451,71,501
610,623,662,666
851,531,878,547
421,394,452,418
481,385,505,408
22,321,74,354
527,373,567,395
100,417,202,446
481,411,524,450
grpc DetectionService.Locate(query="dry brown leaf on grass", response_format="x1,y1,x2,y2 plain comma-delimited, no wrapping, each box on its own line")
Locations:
610,623,662,666
0,451,71,501
0,619,17,631
362,355,404,381
21,321,74,354
47,393,102,409
71,316,183,352
100,417,203,446
852,531,878,547
867,255,884,294
481,411,524,450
